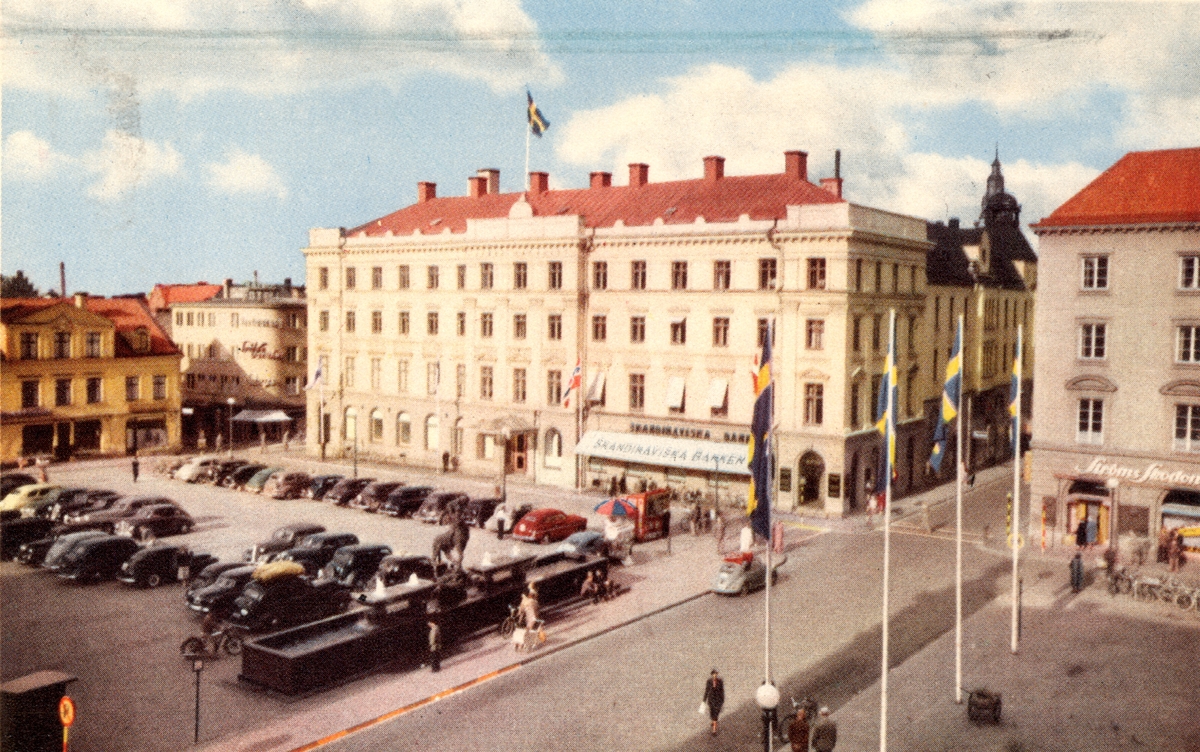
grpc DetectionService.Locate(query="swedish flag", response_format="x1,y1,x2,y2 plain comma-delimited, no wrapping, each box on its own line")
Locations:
929,321,962,473
527,90,549,137
874,314,898,494
1009,327,1022,454
746,329,773,539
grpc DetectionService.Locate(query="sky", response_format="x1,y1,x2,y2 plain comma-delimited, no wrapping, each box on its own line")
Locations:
2,0,1198,296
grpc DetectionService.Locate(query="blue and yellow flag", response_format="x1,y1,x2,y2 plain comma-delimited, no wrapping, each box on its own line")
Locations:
874,315,898,494
747,329,773,539
527,90,550,137
1009,327,1022,454
929,320,962,473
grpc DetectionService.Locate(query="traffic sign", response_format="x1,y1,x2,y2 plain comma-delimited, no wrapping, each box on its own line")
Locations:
59,696,76,727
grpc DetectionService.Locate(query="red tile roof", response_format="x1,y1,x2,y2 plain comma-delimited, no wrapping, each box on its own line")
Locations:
148,283,222,312
350,169,844,237
0,296,179,357
1036,147,1200,228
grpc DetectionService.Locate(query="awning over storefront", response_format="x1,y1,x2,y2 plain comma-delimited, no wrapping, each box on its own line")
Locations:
587,372,606,403
575,430,749,475
666,377,686,410
707,378,728,409
1162,503,1200,520
232,410,293,423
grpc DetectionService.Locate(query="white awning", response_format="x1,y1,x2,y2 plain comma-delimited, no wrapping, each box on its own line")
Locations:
666,377,686,410
232,409,293,423
575,430,749,475
707,378,728,409
587,371,606,402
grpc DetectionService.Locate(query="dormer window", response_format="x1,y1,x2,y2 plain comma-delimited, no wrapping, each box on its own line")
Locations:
129,327,151,354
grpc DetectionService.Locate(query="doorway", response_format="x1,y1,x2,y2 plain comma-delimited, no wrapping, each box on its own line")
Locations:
798,451,824,504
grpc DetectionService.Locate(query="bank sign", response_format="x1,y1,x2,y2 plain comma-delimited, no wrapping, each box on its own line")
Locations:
576,431,750,475
1075,456,1200,489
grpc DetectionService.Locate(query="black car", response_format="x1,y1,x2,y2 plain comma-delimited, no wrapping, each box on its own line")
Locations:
348,481,402,513
226,572,352,632
222,464,267,489
56,535,142,583
243,523,327,563
414,492,469,524
25,487,88,519
380,485,434,518
3,517,56,561
321,544,393,589
0,473,38,500
275,532,360,575
49,489,122,522
203,459,250,485
376,554,438,586
307,475,345,500
113,503,194,541
186,564,257,618
59,495,174,534
461,496,504,528
186,560,251,598
323,478,375,506
118,545,216,588
42,530,109,571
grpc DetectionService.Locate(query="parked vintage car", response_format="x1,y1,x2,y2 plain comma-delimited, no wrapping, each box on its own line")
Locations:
175,456,223,483
201,459,250,485
41,530,109,571
48,489,122,522
0,472,38,499
484,503,534,533
379,485,434,517
243,523,327,563
320,544,393,589
4,518,57,561
348,481,402,513
186,564,258,618
265,472,312,500
275,531,360,575
117,545,216,588
323,478,375,506
113,503,194,541
375,554,438,586
461,496,503,528
307,475,345,500
23,486,87,519
222,464,267,490
511,508,588,544
56,535,142,583
711,552,786,596
555,530,611,561
59,495,176,534
414,492,469,524
0,483,61,515
244,467,285,494
187,561,251,598
226,568,352,632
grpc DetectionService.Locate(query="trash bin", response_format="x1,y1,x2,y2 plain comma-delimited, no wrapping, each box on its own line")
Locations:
1,670,77,752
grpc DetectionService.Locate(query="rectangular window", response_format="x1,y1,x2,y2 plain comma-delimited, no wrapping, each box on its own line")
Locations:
855,259,863,292
850,382,860,428
513,314,527,340
345,267,356,290
806,261,825,291
21,380,38,408
456,364,466,399
713,317,729,347
153,375,167,400
1080,323,1107,359
481,313,494,338
806,319,824,350
804,383,824,425
514,262,527,290
54,332,71,359
592,315,607,341
852,316,862,352
548,314,562,341
285,346,300,363
344,357,356,388
671,318,687,345
319,267,329,290
480,366,493,400
1178,325,1200,363
372,266,383,289
399,311,410,335
1078,398,1104,444
907,316,917,355
87,377,102,404
398,360,409,393
548,261,563,290
672,261,688,290
187,312,195,327
231,312,239,328
631,260,647,290
1175,404,1200,452
345,310,356,333
759,258,778,290
513,368,527,403
398,265,410,289
1181,256,1200,290
627,316,645,343
457,264,467,290
176,311,184,327
427,362,440,396
55,378,71,406
892,263,899,293
593,261,608,290
457,312,466,336
547,370,562,405
371,310,383,334
629,373,645,411
714,261,731,290
427,312,439,335
20,333,38,359
427,266,439,289
872,314,882,352
875,261,883,293
125,376,139,402
1082,255,1109,290
370,358,382,390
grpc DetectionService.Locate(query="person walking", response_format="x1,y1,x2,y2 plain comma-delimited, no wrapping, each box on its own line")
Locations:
788,707,810,752
1168,529,1183,572
131,455,140,483
1075,518,1088,550
702,669,725,736
811,707,837,752
427,620,441,672
1070,552,1085,593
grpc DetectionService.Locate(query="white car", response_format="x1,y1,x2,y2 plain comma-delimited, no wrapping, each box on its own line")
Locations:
174,456,222,483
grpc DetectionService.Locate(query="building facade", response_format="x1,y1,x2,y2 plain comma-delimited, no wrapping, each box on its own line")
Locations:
0,294,182,461
1030,147,1200,550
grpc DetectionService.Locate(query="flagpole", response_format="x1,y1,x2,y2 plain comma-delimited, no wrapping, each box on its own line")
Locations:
765,321,774,696
879,308,895,752
954,314,964,703
1011,324,1023,654
525,122,531,192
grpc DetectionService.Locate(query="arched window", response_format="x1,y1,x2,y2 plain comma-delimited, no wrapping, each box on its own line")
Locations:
370,409,383,442
424,414,439,451
396,412,411,445
344,407,357,441
544,428,563,468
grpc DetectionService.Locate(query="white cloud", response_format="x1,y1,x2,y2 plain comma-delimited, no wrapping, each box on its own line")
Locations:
2,0,559,98
204,150,288,199
3,130,73,179
80,130,182,201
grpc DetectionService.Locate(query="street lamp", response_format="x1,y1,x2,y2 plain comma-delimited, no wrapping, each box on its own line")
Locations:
755,682,780,752
226,397,235,457
1106,477,1120,550
500,428,511,503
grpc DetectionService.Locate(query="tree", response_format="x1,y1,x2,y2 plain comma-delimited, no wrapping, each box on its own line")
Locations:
1,271,40,298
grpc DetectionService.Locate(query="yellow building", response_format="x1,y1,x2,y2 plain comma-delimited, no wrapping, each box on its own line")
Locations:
0,294,182,461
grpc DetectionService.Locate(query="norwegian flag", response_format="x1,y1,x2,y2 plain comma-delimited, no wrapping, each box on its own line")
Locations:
562,358,582,407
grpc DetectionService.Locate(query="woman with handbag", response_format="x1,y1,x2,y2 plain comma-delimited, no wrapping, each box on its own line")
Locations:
702,669,725,736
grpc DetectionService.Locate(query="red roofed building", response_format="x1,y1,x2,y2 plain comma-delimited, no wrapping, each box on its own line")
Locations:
305,151,941,514
1030,147,1200,550
1,294,182,461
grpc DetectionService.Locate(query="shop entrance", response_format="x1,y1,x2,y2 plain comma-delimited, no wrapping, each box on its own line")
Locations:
798,451,824,504
1067,497,1110,547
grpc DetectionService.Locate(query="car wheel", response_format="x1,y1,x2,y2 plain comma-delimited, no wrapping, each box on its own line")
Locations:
146,573,162,588
137,527,155,542
223,634,244,656
180,636,206,658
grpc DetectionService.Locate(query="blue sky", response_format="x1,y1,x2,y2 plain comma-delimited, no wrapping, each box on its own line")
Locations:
3,0,1198,296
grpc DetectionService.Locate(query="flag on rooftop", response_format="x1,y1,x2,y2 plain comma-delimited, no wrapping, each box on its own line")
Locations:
527,89,549,137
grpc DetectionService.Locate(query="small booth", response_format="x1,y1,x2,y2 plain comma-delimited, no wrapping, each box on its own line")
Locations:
1,670,77,752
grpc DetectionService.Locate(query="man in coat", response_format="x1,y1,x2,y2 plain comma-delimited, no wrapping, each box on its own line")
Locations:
812,706,837,751
703,669,725,736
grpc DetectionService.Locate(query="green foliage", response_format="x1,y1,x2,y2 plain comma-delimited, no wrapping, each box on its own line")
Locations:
1,270,40,298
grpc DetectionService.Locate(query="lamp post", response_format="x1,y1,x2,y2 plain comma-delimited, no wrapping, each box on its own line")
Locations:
500,428,511,503
1105,477,1120,550
226,398,235,457
756,682,780,752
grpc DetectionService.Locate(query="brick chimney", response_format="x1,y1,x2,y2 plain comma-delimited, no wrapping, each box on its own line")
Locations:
704,156,725,182
590,171,612,188
529,172,549,194
223,278,233,298
785,150,808,181
417,181,437,203
629,163,649,187
74,292,87,308
820,177,843,198
477,168,500,194
468,176,487,198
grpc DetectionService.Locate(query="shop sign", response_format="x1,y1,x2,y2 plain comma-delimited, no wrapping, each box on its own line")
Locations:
242,342,284,360
1076,456,1200,489
577,430,750,475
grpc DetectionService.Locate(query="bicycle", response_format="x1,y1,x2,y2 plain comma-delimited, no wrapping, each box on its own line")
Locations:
180,626,246,659
499,603,524,639
1107,566,1135,596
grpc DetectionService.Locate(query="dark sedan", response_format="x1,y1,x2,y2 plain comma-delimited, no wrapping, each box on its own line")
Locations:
266,472,312,500
56,535,142,583
307,475,344,500
4,518,57,561
118,545,216,588
414,492,469,524
511,508,588,544
0,473,38,500
202,459,250,485
243,522,327,563
275,532,360,575
348,481,402,513
48,489,122,522
323,478,374,506
187,560,251,598
320,544,393,589
59,495,175,534
379,485,434,518
186,564,257,618
461,496,503,528
42,530,109,571
222,464,267,489
113,503,194,541
376,554,437,586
